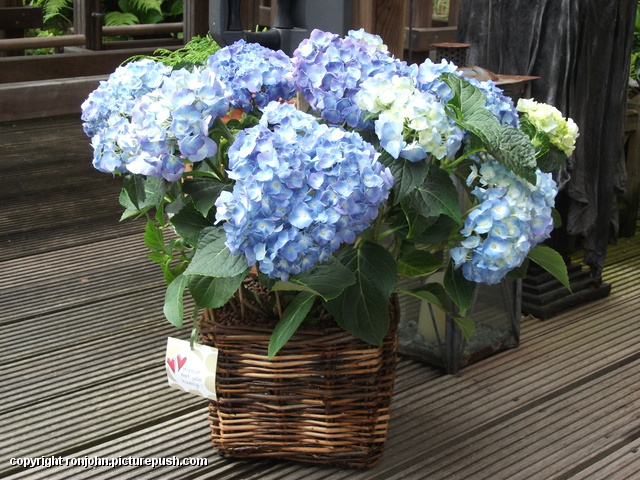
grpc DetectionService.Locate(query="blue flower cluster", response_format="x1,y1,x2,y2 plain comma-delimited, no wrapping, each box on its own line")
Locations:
215,102,394,281
81,59,171,137
413,58,459,102
467,79,520,127
291,28,410,127
207,39,296,112
86,65,230,181
450,160,557,285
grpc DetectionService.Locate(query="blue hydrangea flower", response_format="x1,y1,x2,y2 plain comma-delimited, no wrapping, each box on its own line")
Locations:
291,29,411,128
467,78,520,127
81,59,172,138
89,66,230,181
215,101,394,281
414,58,460,102
450,159,557,284
207,39,296,112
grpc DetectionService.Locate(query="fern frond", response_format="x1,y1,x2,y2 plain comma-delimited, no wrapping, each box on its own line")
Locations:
42,0,72,22
129,0,163,12
104,12,140,26
126,35,220,69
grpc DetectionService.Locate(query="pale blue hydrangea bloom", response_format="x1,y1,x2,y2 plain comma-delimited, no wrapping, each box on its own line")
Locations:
89,66,230,181
215,101,394,281
467,78,520,127
291,29,411,128
81,58,171,137
450,159,557,284
414,58,460,102
207,39,296,112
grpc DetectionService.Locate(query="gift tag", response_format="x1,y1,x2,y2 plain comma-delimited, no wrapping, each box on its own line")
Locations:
165,337,218,401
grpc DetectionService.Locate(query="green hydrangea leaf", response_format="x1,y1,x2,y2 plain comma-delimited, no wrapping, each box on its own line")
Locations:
536,142,567,175
408,215,457,244
407,164,462,224
381,153,431,205
268,291,317,359
184,226,249,278
187,272,245,308
527,245,571,292
182,178,228,217
443,260,476,314
397,250,442,277
442,72,537,185
453,315,476,342
144,218,165,252
272,257,355,301
170,203,213,246
119,174,167,220
163,274,189,328
396,281,450,314
325,241,397,346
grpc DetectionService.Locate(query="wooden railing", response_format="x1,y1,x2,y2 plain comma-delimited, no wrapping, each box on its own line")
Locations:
73,0,185,51
0,4,44,55
0,1,202,55
0,0,458,121
0,34,86,52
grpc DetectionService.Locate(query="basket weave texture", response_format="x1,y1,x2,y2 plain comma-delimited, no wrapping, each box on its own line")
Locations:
199,298,399,468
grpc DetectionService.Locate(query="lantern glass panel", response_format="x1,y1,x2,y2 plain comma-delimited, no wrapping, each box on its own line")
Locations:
398,276,522,374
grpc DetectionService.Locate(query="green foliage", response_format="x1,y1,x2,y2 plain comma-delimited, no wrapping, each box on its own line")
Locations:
443,259,476,314
527,245,572,292
268,292,317,359
104,12,139,26
131,35,221,70
442,72,538,185
324,241,397,346
23,0,73,31
24,29,57,55
519,115,567,175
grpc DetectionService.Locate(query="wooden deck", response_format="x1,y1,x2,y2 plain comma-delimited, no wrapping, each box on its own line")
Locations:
1,116,640,479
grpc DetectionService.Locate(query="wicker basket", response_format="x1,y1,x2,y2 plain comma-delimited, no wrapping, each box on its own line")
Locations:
199,297,399,468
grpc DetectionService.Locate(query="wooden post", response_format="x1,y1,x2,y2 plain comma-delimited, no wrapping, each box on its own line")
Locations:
448,0,460,26
406,0,433,28
74,0,102,51
353,0,407,59
183,0,209,42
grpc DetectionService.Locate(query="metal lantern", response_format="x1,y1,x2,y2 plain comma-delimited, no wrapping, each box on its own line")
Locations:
398,274,522,374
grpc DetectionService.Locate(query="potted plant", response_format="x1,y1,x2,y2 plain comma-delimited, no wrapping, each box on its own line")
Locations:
81,29,577,467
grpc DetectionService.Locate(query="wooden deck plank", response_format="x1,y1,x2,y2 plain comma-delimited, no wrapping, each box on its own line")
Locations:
390,359,640,479
0,234,147,288
0,285,172,365
570,437,640,480
0,373,208,477
5,411,222,479
0,115,138,261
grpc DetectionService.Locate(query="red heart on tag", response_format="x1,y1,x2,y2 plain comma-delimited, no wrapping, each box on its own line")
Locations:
177,354,187,371
167,357,176,373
